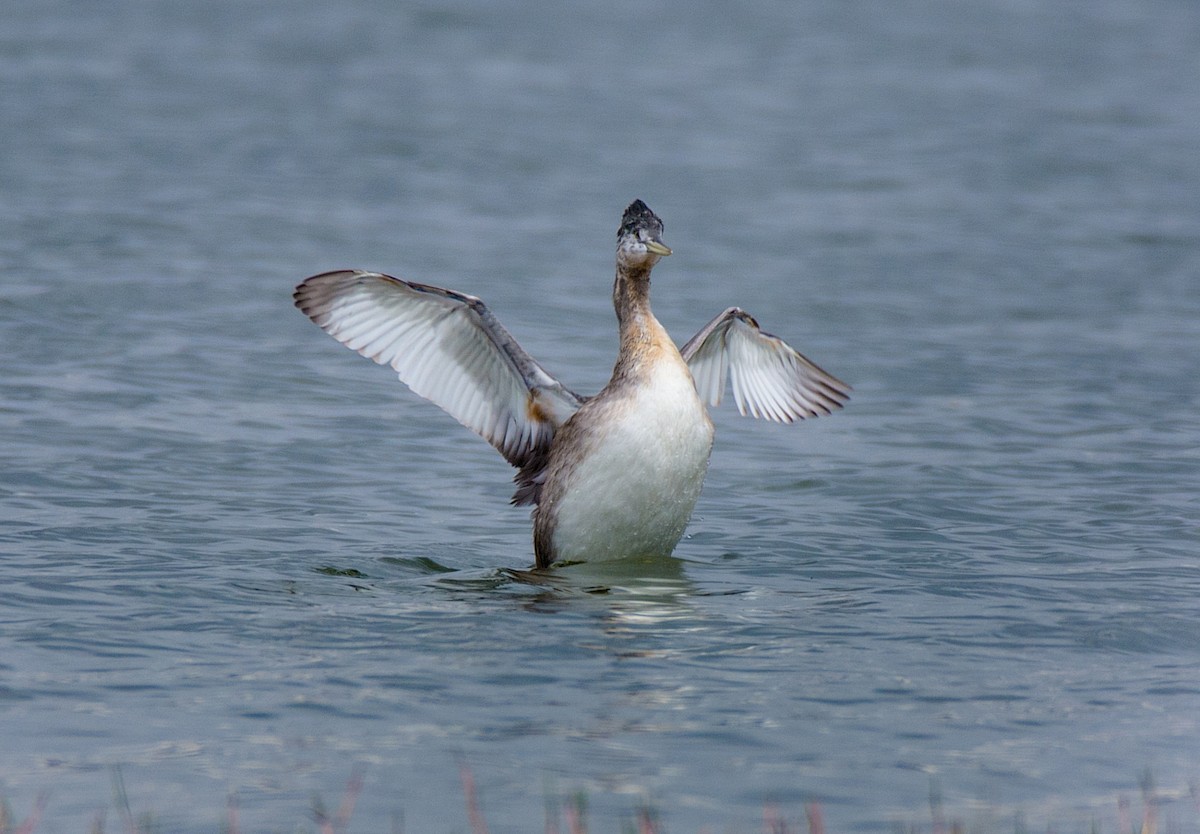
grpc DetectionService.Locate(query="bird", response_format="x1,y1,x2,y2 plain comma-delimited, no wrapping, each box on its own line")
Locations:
294,199,849,568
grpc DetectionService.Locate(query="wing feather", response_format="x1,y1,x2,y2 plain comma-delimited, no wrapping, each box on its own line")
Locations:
680,307,850,423
294,270,584,475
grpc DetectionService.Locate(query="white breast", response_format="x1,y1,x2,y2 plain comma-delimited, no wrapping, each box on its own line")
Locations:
547,359,715,562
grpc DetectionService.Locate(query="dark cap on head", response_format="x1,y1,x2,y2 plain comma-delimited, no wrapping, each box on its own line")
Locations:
618,199,663,239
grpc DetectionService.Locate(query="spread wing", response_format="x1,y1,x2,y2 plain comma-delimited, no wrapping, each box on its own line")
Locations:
680,307,850,422
294,270,584,502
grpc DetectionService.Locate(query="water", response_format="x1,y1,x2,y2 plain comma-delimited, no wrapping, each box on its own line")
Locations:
3,0,1199,830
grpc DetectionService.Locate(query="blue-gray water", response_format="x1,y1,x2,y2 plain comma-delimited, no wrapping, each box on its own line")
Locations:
3,0,1199,831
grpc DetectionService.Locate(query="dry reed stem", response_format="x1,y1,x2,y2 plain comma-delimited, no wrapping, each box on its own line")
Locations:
459,762,489,834
313,769,364,834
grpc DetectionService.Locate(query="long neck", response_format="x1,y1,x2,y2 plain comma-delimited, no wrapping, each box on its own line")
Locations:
614,264,654,336
611,264,670,381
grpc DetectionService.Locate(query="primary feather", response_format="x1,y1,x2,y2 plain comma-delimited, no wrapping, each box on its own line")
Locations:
294,270,583,503
681,307,849,422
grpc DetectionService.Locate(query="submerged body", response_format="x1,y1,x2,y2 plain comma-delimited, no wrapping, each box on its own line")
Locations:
294,200,849,568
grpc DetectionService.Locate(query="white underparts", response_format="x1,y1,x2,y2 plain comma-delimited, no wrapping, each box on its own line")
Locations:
547,357,714,562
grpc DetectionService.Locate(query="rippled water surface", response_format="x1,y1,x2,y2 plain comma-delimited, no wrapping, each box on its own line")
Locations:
3,0,1199,830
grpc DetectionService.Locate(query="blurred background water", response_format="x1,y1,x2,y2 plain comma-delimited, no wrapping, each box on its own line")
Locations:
2,0,1199,830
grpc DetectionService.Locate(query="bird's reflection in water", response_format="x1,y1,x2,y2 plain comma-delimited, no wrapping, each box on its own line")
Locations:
503,553,698,633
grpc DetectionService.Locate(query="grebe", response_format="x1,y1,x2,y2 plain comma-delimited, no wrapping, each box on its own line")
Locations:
294,200,849,568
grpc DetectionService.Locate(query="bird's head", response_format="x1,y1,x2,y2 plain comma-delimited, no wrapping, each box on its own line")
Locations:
616,199,672,270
